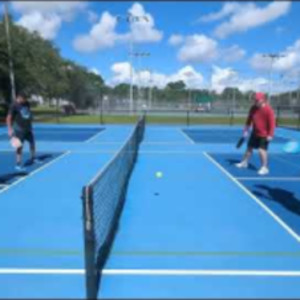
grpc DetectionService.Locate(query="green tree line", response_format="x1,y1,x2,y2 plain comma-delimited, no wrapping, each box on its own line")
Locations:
0,15,299,115
0,15,105,111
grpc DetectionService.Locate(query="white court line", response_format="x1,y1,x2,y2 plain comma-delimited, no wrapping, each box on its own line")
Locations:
1,268,300,277
84,130,106,143
0,151,71,195
178,129,195,144
62,151,203,155
143,142,190,145
237,177,300,181
139,151,203,155
0,184,8,188
203,152,300,243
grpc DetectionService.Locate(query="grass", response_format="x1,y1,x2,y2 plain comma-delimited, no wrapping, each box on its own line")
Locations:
38,114,243,125
32,106,58,114
0,112,294,130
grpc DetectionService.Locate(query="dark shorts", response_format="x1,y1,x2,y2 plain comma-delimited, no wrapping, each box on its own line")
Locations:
14,130,35,146
247,133,269,150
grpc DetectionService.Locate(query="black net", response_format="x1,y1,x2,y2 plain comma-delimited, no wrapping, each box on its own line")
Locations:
82,115,145,299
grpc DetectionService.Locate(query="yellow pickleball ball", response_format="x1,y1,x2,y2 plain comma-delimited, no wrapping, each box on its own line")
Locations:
156,171,163,178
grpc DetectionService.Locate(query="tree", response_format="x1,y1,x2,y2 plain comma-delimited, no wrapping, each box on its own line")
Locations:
166,80,186,90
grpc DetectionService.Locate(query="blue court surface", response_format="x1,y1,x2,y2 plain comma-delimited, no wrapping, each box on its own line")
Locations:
0,127,105,142
183,128,289,144
0,124,300,298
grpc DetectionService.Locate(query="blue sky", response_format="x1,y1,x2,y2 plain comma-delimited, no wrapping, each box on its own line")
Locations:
3,1,300,93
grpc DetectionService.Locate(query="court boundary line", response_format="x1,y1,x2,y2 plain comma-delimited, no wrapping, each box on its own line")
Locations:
179,129,195,144
1,268,300,277
0,149,206,155
0,151,71,195
84,129,106,143
203,152,300,243
237,177,300,181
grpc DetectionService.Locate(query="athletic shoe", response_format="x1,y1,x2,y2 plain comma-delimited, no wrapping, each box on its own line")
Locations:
257,166,269,175
15,164,26,172
27,158,42,165
235,161,248,168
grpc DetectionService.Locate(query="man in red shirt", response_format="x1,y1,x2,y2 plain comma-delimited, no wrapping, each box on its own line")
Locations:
235,92,275,175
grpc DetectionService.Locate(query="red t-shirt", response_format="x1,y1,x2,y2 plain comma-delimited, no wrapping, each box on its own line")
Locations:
245,104,276,137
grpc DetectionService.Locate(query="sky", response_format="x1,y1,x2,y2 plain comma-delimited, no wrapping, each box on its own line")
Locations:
2,1,300,94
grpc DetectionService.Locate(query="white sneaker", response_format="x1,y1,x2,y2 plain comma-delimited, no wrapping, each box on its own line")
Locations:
235,161,248,168
15,164,26,172
258,166,269,175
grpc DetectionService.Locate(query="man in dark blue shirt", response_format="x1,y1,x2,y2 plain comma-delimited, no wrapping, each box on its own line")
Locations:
6,91,38,171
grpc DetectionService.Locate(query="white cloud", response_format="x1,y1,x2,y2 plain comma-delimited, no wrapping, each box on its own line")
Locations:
211,66,238,93
169,65,204,89
109,62,132,86
210,66,269,94
87,10,99,24
73,12,118,52
171,33,245,64
89,68,100,76
12,1,86,40
168,34,184,46
73,2,163,53
250,39,300,74
107,62,274,94
214,1,291,39
127,2,163,43
107,62,204,89
221,45,246,63
199,2,241,22
17,11,61,40
178,34,218,63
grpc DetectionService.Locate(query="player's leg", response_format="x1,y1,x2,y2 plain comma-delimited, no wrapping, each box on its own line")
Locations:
257,138,269,175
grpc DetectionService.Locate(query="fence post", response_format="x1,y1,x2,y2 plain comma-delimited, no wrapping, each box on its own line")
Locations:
229,108,234,126
276,106,280,127
297,108,300,130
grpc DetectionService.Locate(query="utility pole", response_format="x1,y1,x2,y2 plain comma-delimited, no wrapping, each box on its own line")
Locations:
262,53,286,106
3,2,16,102
131,52,150,111
116,13,149,114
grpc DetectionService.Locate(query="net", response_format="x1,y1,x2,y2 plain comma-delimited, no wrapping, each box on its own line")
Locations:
81,115,145,299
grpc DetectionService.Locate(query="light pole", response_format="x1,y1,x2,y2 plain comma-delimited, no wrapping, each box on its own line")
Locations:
116,13,149,114
262,53,286,106
228,69,239,112
3,2,16,102
183,70,195,110
131,51,150,110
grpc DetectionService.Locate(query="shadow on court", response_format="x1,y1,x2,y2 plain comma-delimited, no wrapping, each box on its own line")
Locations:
253,184,300,216
23,154,54,167
0,172,27,183
0,153,55,184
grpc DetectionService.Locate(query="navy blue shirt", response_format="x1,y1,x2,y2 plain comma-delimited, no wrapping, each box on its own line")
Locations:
9,101,32,132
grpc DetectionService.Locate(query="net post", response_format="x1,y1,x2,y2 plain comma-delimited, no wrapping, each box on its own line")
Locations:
229,108,234,126
82,186,97,299
187,110,190,127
